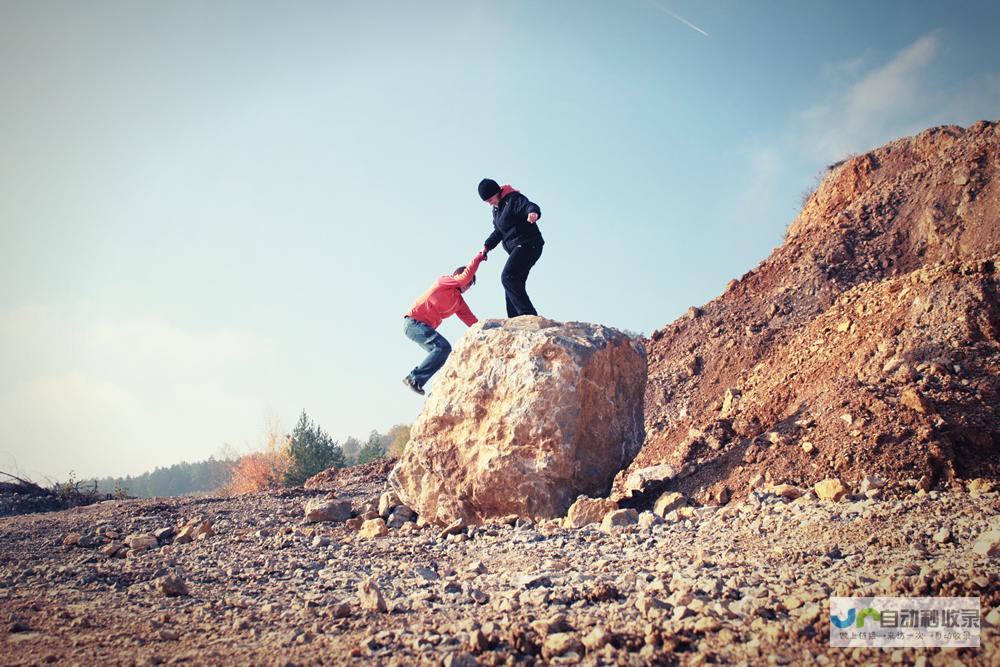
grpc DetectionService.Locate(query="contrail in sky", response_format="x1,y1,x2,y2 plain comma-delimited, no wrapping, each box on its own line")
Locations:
641,0,710,37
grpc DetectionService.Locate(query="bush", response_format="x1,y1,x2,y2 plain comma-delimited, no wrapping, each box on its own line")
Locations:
223,428,291,495
386,424,411,458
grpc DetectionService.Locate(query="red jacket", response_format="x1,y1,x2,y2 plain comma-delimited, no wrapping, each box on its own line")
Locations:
405,252,484,329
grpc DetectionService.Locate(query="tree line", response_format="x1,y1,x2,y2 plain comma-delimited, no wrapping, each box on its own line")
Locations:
90,411,410,498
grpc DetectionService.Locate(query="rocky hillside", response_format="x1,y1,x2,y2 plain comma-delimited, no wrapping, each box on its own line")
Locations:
620,120,1000,506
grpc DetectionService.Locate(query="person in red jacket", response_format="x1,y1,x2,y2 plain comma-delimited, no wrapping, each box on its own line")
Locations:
402,250,486,395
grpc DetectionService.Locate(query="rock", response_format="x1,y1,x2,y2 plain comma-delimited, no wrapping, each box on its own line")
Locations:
601,508,638,531
917,474,933,492
972,529,1000,557
388,318,646,524
859,475,886,493
814,478,849,501
125,533,158,552
932,527,951,544
155,575,189,597
694,616,721,632
469,629,488,651
304,498,353,523
175,518,215,543
531,613,571,637
392,505,416,522
900,388,936,415
637,511,661,530
541,632,583,660
358,518,389,539
635,594,669,618
413,567,439,582
766,484,805,500
516,574,552,589
721,387,741,417
62,532,81,546
438,519,466,539
968,479,996,495
586,582,620,603
784,595,805,610
986,607,1000,627
77,533,100,548
882,357,904,374
653,491,685,517
582,626,612,651
358,578,387,613
623,464,680,497
801,441,815,455
153,527,175,541
442,653,478,667
100,541,124,557
378,491,401,518
563,496,618,529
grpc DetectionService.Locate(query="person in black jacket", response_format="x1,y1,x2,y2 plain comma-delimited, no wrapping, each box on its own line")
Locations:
478,178,544,317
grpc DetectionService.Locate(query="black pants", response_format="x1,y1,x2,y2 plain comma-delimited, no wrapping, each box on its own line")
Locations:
501,243,543,317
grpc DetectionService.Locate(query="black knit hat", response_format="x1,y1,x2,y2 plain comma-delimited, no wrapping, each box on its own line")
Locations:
478,178,501,201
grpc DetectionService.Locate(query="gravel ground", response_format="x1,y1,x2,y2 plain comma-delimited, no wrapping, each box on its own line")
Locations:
1,473,998,666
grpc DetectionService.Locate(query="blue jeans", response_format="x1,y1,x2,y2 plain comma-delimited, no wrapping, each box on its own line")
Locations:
404,317,452,387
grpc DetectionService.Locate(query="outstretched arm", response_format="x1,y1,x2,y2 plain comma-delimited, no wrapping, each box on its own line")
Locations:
484,229,502,251
442,250,486,291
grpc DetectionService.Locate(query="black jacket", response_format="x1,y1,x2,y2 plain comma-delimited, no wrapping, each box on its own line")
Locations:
484,190,543,253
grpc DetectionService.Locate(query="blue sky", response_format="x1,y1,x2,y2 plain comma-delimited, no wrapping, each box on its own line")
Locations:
1,1,998,480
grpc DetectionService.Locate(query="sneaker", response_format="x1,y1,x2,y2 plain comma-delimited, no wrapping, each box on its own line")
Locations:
402,375,425,395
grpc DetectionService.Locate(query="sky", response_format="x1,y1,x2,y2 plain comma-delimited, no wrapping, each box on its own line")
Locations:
1,1,998,481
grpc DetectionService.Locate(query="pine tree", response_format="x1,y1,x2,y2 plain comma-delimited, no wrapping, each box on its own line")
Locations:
283,410,345,486
355,430,386,465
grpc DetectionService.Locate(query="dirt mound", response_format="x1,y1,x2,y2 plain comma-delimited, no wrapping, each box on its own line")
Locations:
303,457,398,492
619,120,1000,504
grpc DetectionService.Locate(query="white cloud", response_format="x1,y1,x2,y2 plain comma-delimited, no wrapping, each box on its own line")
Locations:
799,34,940,162
0,304,274,480
722,32,999,245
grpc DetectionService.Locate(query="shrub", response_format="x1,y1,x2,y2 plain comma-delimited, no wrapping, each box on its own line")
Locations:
223,429,291,495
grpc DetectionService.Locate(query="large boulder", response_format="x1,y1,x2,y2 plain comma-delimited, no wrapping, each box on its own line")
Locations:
388,317,646,524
